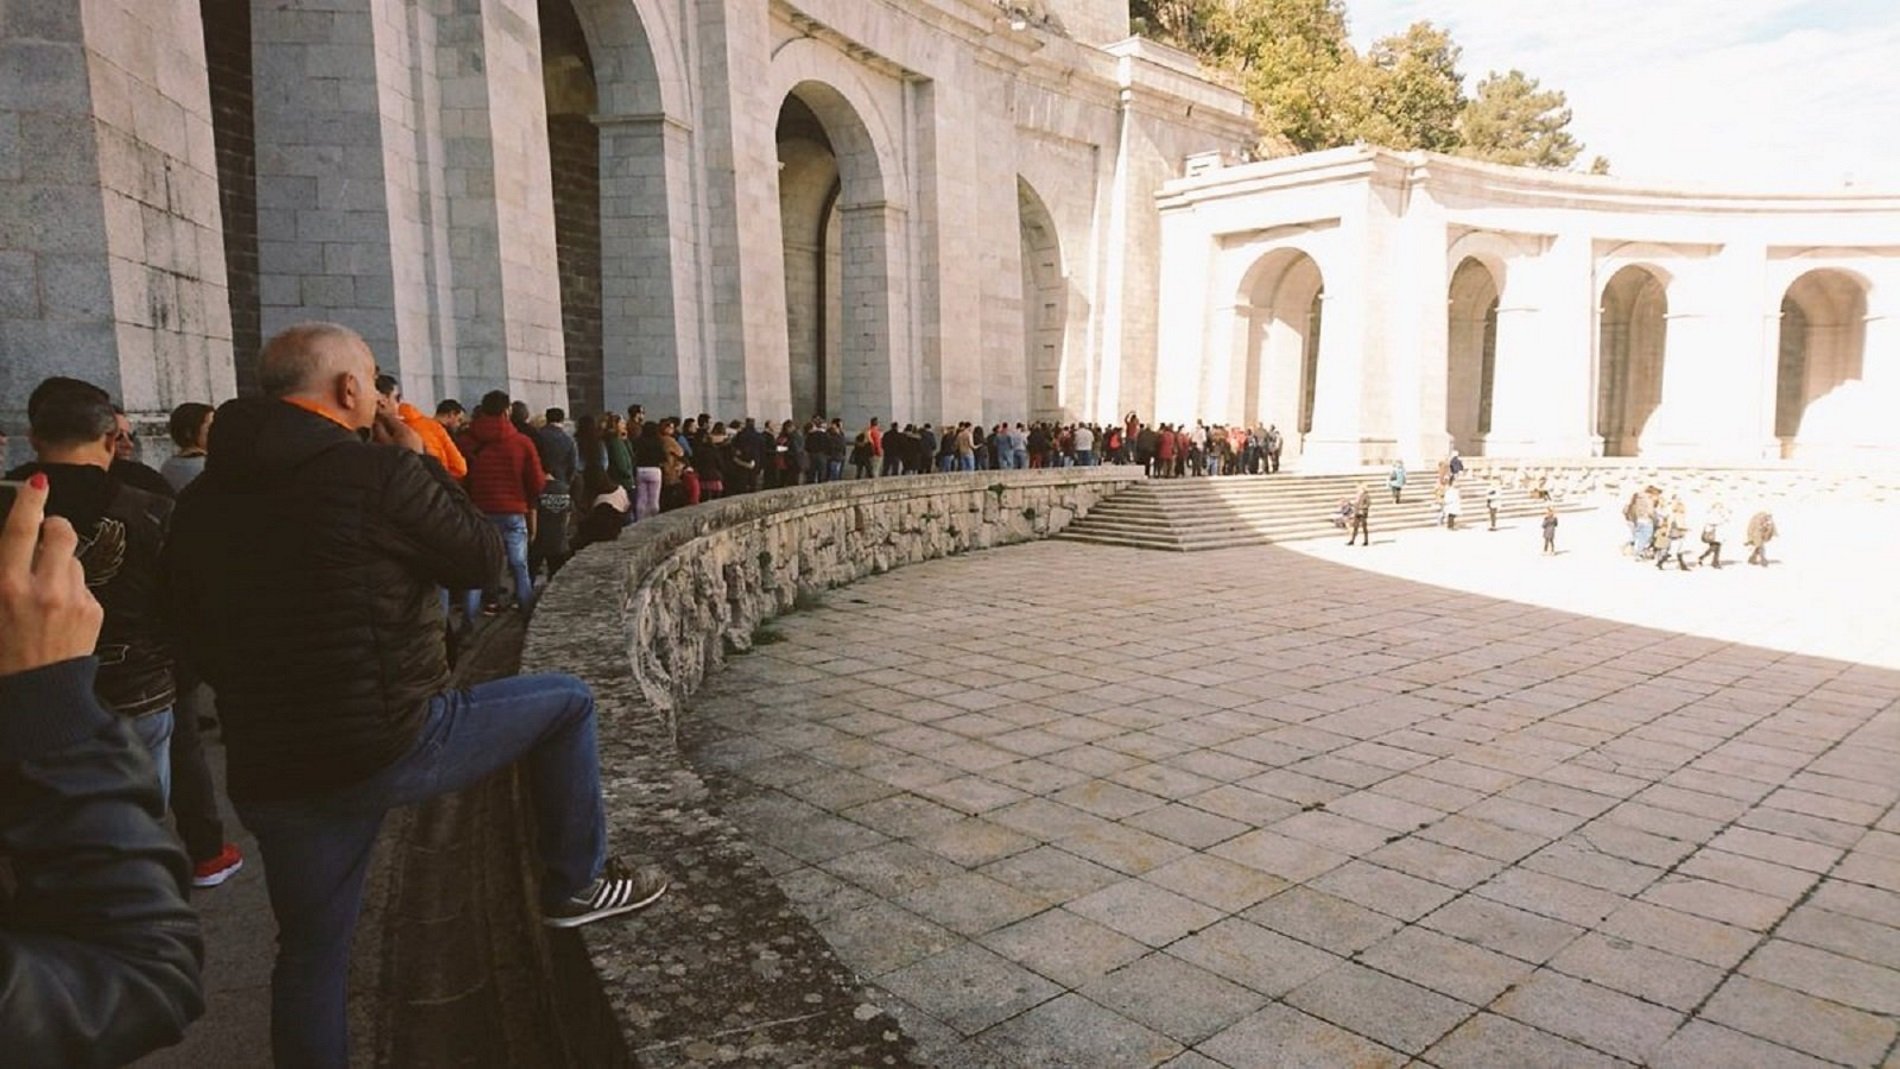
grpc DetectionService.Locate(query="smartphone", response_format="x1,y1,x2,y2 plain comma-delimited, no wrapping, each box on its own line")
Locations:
0,479,23,525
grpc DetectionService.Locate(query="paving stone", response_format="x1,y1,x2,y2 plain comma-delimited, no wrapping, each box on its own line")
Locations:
980,845,1124,905
820,899,958,976
1058,822,1194,876
878,942,1064,1036
1079,952,1267,1045
1647,1020,1836,1069
1422,1012,1628,1069
990,797,1112,841
1475,867,1625,928
896,872,1048,937
1142,854,1288,913
1775,903,1900,969
1271,808,1397,854
1701,974,1899,1067
1052,779,1170,819
1283,961,1474,1055
1546,932,1725,1011
1594,900,1761,970
980,908,1150,988
1492,969,1683,1064
1365,835,1507,889
1123,803,1250,850
915,774,1032,815
1639,875,1793,931
820,840,964,898
1739,937,1900,1014
1310,859,1461,922
912,817,1038,867
1208,828,1352,882
1420,895,1585,964
1167,917,1345,997
1243,886,1404,954
1198,1002,1406,1069
1067,878,1225,948
977,992,1181,1068
1355,926,1534,1006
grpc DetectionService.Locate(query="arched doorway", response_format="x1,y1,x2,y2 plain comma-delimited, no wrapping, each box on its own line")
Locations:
1017,179,1066,421
542,0,675,417
774,81,890,427
1597,265,1669,457
777,96,842,420
1446,257,1500,455
1776,269,1868,456
1240,250,1324,446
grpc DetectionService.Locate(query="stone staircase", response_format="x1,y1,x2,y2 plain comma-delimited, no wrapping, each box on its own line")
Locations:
1057,471,1590,552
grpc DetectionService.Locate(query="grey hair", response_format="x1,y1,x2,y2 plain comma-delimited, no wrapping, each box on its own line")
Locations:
258,322,370,398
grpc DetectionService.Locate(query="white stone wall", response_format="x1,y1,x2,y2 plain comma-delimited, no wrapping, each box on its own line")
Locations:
1158,147,1900,467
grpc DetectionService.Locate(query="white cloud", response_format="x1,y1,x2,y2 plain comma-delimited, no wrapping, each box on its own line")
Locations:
1346,0,1900,190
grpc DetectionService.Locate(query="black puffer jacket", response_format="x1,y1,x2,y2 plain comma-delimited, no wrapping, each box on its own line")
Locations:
3,462,175,718
0,657,204,1068
163,399,501,803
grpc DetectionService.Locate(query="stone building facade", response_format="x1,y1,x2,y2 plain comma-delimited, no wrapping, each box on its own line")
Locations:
1155,147,1900,468
0,0,1251,454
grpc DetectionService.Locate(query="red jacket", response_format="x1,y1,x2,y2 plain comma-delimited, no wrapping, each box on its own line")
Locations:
460,414,544,516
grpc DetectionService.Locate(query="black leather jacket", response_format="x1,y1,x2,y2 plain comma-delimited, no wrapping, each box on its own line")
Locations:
0,658,205,1067
164,399,502,803
5,462,177,718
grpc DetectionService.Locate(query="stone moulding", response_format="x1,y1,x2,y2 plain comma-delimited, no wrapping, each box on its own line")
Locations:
516,467,1140,1063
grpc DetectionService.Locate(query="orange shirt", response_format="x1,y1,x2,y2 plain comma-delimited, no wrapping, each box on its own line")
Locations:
400,402,467,479
282,397,358,432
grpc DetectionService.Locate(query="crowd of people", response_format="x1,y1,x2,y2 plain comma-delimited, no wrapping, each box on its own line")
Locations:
1620,484,1776,570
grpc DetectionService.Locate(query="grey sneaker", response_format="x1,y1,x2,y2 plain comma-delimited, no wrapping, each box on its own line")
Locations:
543,861,669,928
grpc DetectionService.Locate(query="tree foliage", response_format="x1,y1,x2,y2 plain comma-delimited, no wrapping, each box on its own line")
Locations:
1134,1,1588,170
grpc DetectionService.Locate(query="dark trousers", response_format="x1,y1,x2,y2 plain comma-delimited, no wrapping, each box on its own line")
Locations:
169,679,226,863
1347,512,1369,545
531,504,571,580
237,674,605,1069
1698,540,1722,567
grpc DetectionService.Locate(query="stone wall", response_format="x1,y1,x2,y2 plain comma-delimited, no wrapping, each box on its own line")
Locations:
518,468,1138,1059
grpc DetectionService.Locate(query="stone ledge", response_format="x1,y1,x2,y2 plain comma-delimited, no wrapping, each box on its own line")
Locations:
518,469,1140,1065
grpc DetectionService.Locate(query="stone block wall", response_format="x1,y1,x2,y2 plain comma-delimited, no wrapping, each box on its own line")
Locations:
201,0,259,393
1469,458,1900,510
518,467,1137,1059
548,113,602,417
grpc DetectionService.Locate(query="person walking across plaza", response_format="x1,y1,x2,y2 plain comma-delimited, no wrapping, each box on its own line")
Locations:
1387,458,1405,504
164,323,666,1069
1541,506,1559,555
1746,510,1776,566
1442,480,1463,530
1698,500,1730,569
1346,484,1371,546
1485,480,1500,531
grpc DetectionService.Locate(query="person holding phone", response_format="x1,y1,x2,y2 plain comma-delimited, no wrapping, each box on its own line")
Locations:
0,473,206,1067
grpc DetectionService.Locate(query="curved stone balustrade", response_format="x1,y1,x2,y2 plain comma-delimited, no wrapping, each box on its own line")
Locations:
516,468,1140,1063
1466,458,1900,508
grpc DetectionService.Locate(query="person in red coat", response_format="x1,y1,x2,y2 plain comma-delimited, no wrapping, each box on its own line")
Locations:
459,390,546,615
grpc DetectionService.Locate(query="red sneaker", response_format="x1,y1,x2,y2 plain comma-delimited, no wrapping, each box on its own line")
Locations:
192,843,245,888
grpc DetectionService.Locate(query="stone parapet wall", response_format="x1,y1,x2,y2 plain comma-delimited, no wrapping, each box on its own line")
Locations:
1468,458,1900,508
517,468,1138,1061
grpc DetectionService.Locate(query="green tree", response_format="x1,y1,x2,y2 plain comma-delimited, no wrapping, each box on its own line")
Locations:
1365,22,1465,153
1588,155,1612,175
1458,70,1582,169
1205,0,1357,153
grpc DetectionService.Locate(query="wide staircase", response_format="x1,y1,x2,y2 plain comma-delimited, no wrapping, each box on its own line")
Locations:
1058,471,1591,551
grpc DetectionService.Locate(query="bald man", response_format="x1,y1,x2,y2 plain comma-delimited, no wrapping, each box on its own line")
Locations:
164,323,665,1068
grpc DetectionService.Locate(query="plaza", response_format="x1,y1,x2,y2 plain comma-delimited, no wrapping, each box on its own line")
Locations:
681,515,1900,1068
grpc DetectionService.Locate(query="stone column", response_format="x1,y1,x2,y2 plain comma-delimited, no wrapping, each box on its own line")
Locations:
910,77,975,423
1148,213,1209,423
837,200,909,428
1,0,234,448
1302,291,1366,468
1480,233,1593,457
594,113,700,416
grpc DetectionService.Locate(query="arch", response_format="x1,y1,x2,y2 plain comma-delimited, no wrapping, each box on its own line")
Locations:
1777,268,1869,454
564,0,688,121
773,75,898,425
1017,177,1067,420
1597,264,1670,456
767,39,904,209
1237,248,1325,444
1446,256,1500,456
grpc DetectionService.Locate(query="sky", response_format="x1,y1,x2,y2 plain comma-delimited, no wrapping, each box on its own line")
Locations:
1344,0,1900,191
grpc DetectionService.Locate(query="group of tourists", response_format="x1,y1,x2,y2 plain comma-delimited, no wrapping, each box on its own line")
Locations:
1622,485,1776,570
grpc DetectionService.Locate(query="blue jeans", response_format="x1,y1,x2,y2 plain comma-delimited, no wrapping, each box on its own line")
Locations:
130,706,174,804
1075,450,1094,467
465,514,532,618
236,674,606,1068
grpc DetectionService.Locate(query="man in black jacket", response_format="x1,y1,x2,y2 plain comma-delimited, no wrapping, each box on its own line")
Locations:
0,470,204,1067
164,323,665,1068
7,377,178,799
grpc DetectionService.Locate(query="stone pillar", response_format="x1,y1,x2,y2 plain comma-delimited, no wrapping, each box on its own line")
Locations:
1302,291,1366,468
911,77,974,423
1149,212,1208,423
1640,248,1764,459
1481,233,1593,457
837,200,909,428
594,113,698,415
1,0,234,449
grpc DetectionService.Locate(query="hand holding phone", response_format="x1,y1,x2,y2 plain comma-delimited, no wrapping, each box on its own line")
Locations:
0,476,105,678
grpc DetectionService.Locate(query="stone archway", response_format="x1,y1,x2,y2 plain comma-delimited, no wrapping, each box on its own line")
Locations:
1239,249,1325,445
1017,178,1066,421
1777,268,1869,456
550,0,684,417
774,80,895,428
1446,257,1500,456
1597,265,1669,457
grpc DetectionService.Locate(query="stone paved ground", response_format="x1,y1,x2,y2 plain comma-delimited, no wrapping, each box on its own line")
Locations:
684,536,1900,1068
